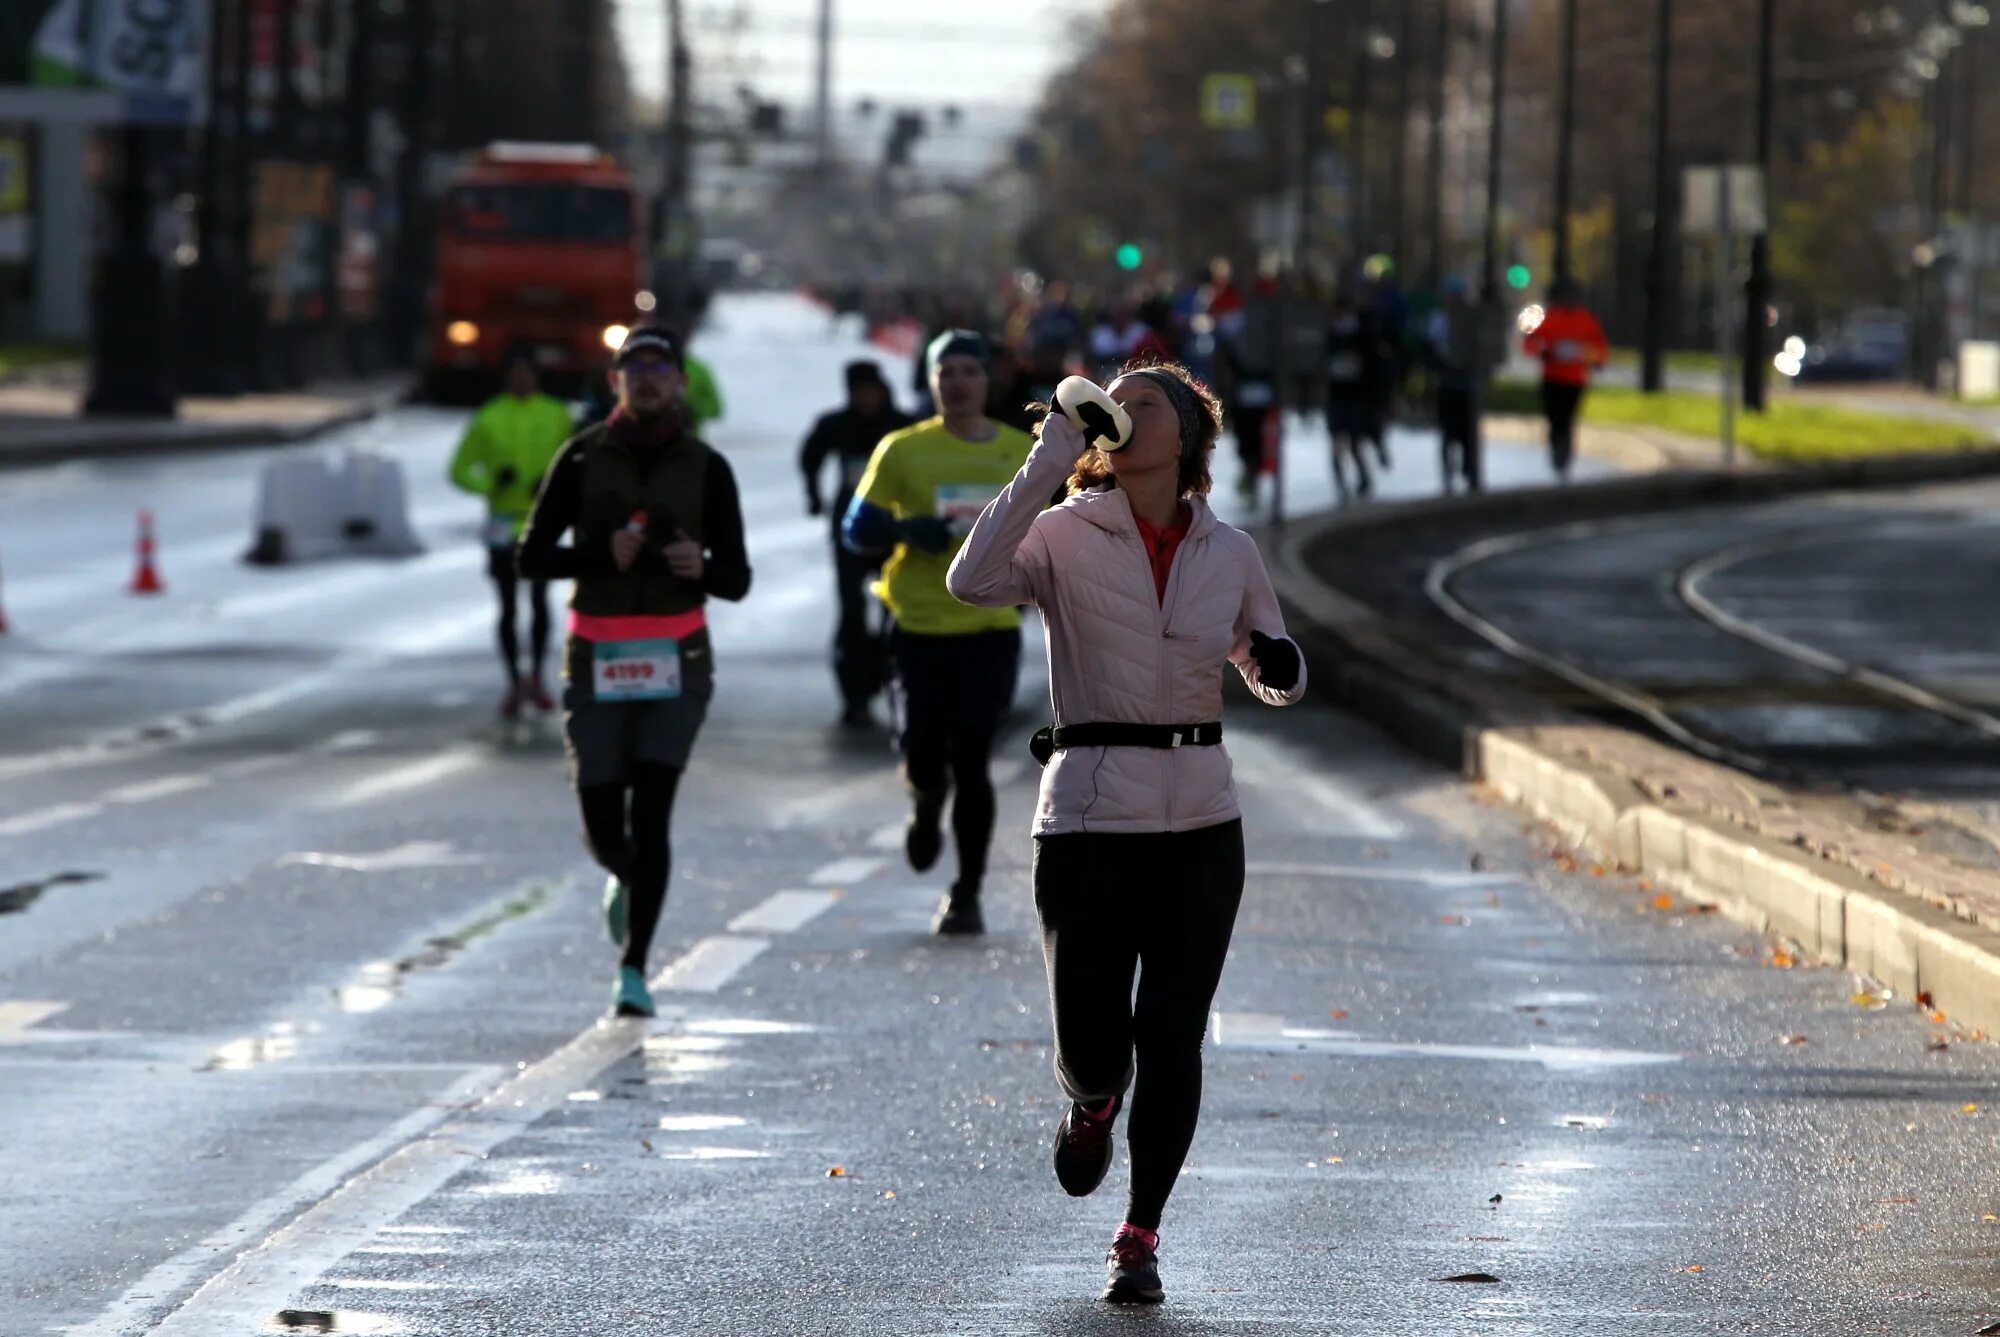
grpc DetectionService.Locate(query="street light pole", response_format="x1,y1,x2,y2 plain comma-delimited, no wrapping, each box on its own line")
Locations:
1426,0,1447,287
814,0,835,184
1552,0,1576,287
1742,0,1775,411
1352,0,1372,265
1480,0,1507,303
1642,0,1673,394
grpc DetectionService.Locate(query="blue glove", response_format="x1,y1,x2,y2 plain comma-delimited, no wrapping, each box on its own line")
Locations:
899,515,954,555
1248,630,1299,692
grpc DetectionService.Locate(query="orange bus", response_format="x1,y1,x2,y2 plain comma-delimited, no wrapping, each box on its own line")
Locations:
427,143,650,396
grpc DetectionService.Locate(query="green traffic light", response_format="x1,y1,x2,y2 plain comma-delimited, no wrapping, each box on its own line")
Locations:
1506,264,1532,290
1116,244,1143,271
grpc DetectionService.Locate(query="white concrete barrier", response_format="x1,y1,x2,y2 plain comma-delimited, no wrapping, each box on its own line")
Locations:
245,450,424,564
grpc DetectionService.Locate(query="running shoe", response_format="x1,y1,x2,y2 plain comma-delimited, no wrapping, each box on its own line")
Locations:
528,678,557,712
931,890,983,936
1051,1093,1121,1196
603,875,629,949
499,679,523,720
612,965,654,1018
905,792,944,873
1103,1232,1164,1305
840,701,873,729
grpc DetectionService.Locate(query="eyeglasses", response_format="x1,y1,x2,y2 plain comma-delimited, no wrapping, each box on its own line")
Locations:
618,359,680,379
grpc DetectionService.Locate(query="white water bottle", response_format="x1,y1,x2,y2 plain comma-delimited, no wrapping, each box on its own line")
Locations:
1054,375,1134,452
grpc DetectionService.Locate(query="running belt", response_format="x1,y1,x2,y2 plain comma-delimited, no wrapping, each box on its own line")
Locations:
1031,721,1223,766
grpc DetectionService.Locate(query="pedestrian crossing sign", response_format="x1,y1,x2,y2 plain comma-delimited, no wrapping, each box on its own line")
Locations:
1201,75,1256,130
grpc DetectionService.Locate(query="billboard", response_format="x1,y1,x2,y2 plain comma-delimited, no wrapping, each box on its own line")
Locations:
3,0,209,125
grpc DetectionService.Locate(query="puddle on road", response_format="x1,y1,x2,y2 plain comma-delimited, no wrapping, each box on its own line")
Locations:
657,1145,770,1161
201,1022,306,1072
331,884,554,1015
685,1017,816,1036
268,1312,405,1335
1209,1013,1679,1072
464,1167,564,1196
0,869,103,915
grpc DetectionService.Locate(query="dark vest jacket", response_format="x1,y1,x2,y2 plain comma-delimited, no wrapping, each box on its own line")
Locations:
567,420,711,619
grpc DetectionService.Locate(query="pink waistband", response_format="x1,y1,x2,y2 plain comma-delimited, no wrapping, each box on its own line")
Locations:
568,609,707,643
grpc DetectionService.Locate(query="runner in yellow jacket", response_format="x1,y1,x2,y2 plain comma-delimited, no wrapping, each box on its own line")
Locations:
450,352,577,717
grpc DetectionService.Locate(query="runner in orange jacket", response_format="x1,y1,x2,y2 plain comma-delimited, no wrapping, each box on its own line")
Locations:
1522,279,1609,480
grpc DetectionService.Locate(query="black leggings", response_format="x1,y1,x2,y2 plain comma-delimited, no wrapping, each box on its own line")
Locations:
1033,819,1245,1231
894,628,1020,894
578,763,683,972
1541,380,1586,476
489,551,551,680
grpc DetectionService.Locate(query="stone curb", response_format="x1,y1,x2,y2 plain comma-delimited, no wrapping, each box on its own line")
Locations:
0,381,414,471
1261,450,2000,1036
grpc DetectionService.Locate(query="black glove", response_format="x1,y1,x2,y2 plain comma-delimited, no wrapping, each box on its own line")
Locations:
494,465,519,491
899,515,954,555
1248,630,1300,692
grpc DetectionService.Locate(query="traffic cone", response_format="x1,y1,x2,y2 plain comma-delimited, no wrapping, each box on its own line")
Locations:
130,510,165,595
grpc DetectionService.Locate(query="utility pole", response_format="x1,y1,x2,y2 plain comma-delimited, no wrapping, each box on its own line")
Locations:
1480,0,1506,303
389,0,436,368
814,0,834,184
1960,23,1982,339
1922,50,1949,390
186,0,246,393
1742,0,1775,411
1642,0,1673,394
1388,0,1410,272
659,0,693,317
1275,0,1327,531
1426,0,1447,287
1351,0,1372,265
1552,0,1577,287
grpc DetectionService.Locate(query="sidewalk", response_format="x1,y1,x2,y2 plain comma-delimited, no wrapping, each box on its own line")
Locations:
0,374,413,468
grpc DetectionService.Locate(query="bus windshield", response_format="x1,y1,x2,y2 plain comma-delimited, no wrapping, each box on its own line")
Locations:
449,184,633,244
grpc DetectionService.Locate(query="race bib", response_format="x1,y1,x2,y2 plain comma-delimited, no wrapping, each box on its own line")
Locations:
934,483,1003,536
1554,339,1584,363
1328,352,1363,381
592,638,682,701
485,514,521,547
1236,380,1274,408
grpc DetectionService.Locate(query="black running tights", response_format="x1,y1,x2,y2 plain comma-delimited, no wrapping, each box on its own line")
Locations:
1032,819,1246,1231
490,560,551,680
578,763,683,971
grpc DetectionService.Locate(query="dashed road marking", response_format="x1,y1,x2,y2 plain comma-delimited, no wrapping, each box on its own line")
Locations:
809,856,885,885
727,890,839,934
314,747,484,811
649,935,769,993
0,801,102,838
1210,1012,1680,1071
104,773,215,805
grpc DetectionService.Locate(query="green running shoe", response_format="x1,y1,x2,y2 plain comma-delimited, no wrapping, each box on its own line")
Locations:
603,875,629,949
612,965,654,1018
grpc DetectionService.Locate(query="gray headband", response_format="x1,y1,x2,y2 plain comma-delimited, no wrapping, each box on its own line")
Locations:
1124,369,1206,463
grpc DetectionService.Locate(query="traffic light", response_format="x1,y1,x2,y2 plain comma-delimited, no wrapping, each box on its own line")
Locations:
1506,264,1532,290
1116,243,1143,271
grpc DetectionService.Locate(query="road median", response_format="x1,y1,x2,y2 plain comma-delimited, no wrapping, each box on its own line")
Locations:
1265,450,2000,1037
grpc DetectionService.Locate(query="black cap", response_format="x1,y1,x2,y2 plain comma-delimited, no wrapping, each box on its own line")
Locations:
614,324,684,367
925,328,991,378
844,360,888,390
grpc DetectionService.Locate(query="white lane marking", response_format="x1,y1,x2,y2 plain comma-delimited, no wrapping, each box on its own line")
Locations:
726,890,839,935
112,1023,640,1336
62,1066,501,1337
0,1001,67,1033
104,773,214,804
1224,730,1405,839
1245,861,1517,887
313,747,483,811
0,801,102,837
1210,1012,1680,1071
809,856,885,885
649,935,769,993
277,841,482,874
868,822,904,851
0,604,492,787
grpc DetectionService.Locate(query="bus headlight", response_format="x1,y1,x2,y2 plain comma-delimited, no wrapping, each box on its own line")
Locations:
446,320,480,346
602,323,630,351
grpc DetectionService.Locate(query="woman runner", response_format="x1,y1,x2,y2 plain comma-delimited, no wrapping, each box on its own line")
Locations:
946,361,1306,1304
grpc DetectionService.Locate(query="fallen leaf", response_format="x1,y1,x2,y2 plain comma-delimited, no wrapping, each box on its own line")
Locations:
1290,1073,1304,1081
826,1166,848,1178
1931,1010,1948,1025
1488,1194,1504,1205
1681,1265,1705,1274
1769,951,1796,969
1637,879,1653,892
1934,1039,1957,1052
1653,894,1674,911
881,1189,897,1199
1329,1009,1349,1020
1965,1103,1982,1115
1325,1155,1344,1164
1983,1214,1997,1223
1591,865,1608,878
1433,1272,1501,1284
1917,991,1935,1008
640,1139,653,1153
1779,1034,1811,1046
1469,852,1494,871
1440,914,1471,927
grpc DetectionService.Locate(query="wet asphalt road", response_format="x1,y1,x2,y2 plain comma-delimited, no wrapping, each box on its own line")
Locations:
5,298,2000,1335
